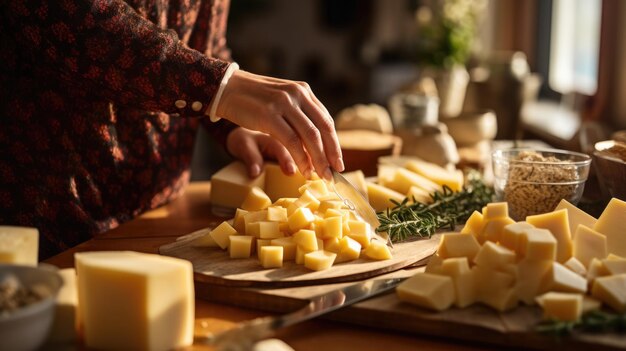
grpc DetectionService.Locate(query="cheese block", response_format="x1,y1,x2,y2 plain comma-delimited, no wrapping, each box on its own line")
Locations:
473,241,515,268
536,292,583,322
322,216,343,240
396,273,455,311
366,182,404,212
75,251,194,351
298,180,329,198
0,226,39,266
564,257,587,277
404,160,463,192
210,161,266,209
460,211,484,236
515,259,553,305
593,198,626,257
385,168,440,195
501,222,534,255
437,233,481,261
591,274,626,312
304,250,336,271
519,228,557,261
572,225,607,268
542,262,587,294
554,199,597,238
264,163,307,202
526,209,573,263
229,236,254,259
47,268,79,343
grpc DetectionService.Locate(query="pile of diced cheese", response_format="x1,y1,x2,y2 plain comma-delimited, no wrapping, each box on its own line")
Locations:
196,177,392,271
397,198,626,321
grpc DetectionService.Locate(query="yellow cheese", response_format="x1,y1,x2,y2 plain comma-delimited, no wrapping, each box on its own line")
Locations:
209,222,238,250
377,164,397,187
473,241,516,268
405,186,432,204
527,209,573,263
270,237,296,261
554,199,597,238
460,211,484,236
288,207,315,232
298,179,329,198
75,251,194,351
47,268,78,343
582,296,602,314
243,210,267,235
304,250,337,271
437,232,481,261
447,269,476,308
586,258,609,284
272,197,297,208
440,257,471,276
321,216,343,239
264,163,307,202
233,208,248,233
479,217,515,244
258,221,282,239
0,226,39,266
288,190,320,214
404,160,463,192
341,170,368,199
515,259,553,305
483,202,509,220
573,225,607,268
210,161,265,209
536,292,583,322
256,239,272,260
260,246,283,268
542,262,587,294
386,168,440,195
519,228,557,261
336,236,362,262
501,221,534,255
229,236,254,259
602,257,626,275
396,273,455,311
591,274,626,312
425,254,444,274
473,265,517,311
189,228,219,248
293,230,318,251
266,206,288,222
563,257,587,277
363,240,392,260
241,187,272,211
317,200,345,214
295,246,315,265
593,198,626,257
323,238,341,254
366,182,404,212
346,220,371,249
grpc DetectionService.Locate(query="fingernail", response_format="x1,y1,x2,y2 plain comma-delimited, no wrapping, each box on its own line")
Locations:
285,163,296,175
250,164,261,177
336,158,345,172
323,167,333,181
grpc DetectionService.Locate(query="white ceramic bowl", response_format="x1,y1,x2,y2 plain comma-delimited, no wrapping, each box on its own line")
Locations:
0,264,63,351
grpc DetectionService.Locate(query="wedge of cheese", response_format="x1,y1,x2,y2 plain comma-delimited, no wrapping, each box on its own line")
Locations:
366,182,404,212
554,199,597,238
591,274,626,312
404,160,463,192
210,162,266,209
593,198,626,257
573,225,607,268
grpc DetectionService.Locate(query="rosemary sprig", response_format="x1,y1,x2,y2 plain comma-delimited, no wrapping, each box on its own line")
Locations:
536,310,626,336
376,170,494,243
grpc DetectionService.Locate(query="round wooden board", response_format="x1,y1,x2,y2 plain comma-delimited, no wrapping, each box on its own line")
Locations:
159,230,440,288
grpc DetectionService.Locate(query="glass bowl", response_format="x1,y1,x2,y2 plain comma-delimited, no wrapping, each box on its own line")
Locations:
492,148,591,220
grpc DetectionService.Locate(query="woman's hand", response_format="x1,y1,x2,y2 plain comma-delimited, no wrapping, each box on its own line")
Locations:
215,70,344,180
226,127,298,178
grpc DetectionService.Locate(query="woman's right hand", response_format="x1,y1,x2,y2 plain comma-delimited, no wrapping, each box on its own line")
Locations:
214,70,344,181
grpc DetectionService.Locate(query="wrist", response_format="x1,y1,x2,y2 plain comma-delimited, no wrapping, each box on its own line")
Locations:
207,62,240,122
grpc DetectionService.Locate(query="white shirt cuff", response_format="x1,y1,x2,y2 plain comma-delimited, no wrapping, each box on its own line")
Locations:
207,62,239,122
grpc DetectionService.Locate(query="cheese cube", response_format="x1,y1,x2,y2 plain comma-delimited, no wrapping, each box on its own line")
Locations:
298,179,328,198
321,216,343,240
323,238,341,253
473,241,516,268
264,163,307,201
295,246,315,265
316,238,324,251
586,258,609,284
363,240,392,260
527,209,573,263
482,287,518,312
229,236,254,259
318,200,345,214
451,271,476,308
246,222,261,237
260,246,283,268
47,268,78,343
233,208,248,233
189,228,219,248
266,206,288,222
582,296,602,314
554,199,597,238
288,207,315,232
515,259,553,305
519,228,557,261
501,222,534,254
243,210,267,235
478,217,515,244
256,239,272,260
293,230,318,251
405,186,432,204
386,168,440,195
270,237,296,261
258,221,282,239
542,262,587,294
425,254,444,274
593,198,626,257
460,211,484,236
209,222,238,250
241,187,272,211
404,160,463,192
347,221,371,248
289,190,320,214
366,182,404,212
473,265,517,311
396,273,455,311
440,257,471,276
75,251,194,351
536,292,583,322
210,161,265,209
573,225,608,268
437,232,481,261
563,257,587,277
336,236,361,262
0,226,39,266
272,197,297,208
591,274,626,312
304,250,337,271
483,202,509,220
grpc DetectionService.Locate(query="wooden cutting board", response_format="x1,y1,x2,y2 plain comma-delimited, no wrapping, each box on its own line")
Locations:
159,230,440,288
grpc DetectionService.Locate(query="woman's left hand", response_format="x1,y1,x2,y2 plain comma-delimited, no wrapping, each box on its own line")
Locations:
226,127,297,178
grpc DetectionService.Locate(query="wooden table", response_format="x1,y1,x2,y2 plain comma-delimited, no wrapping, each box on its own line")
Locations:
44,182,496,351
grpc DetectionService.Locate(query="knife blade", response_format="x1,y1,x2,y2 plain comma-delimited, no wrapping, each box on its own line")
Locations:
330,170,391,246
206,277,405,350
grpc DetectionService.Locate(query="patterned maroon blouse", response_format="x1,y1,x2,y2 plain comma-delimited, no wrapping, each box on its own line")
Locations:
0,0,237,259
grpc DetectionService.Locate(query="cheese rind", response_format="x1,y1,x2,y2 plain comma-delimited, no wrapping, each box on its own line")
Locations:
526,209,573,263
593,198,626,257
396,273,455,311
75,251,194,351
0,226,39,266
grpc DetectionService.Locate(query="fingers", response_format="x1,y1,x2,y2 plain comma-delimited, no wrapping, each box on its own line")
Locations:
257,134,297,175
265,116,314,178
226,128,264,177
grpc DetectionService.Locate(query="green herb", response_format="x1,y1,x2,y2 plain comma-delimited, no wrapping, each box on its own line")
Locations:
536,310,626,336
376,170,493,243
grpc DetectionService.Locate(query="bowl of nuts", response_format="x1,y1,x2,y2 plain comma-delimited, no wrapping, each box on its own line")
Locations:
492,148,591,220
0,264,63,351
593,140,626,201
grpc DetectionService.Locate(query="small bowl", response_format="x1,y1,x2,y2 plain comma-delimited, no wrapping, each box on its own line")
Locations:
0,264,63,351
492,148,591,220
593,140,626,201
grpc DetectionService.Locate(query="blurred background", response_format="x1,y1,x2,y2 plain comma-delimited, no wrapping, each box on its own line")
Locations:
191,0,626,181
